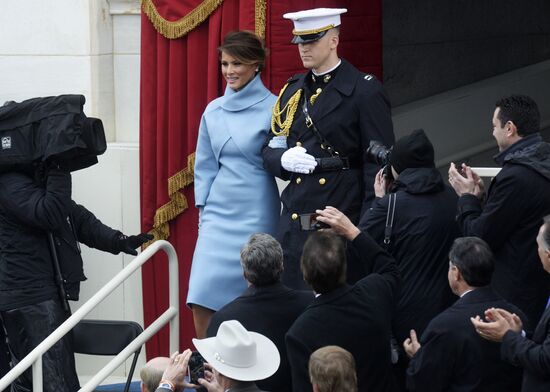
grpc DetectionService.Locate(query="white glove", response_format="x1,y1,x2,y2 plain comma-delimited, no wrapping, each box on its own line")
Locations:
281,146,317,174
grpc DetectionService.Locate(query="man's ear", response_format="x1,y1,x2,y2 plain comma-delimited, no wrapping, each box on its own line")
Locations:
452,266,462,283
506,120,519,137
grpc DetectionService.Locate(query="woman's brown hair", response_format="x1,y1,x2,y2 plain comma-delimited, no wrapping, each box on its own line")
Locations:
218,30,267,71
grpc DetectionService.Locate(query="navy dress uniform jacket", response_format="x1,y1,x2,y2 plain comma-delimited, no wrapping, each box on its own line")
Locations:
206,282,313,392
501,304,550,391
406,287,525,391
285,232,400,392
262,59,394,289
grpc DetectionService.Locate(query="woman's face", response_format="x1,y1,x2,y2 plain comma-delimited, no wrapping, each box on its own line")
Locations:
220,51,257,91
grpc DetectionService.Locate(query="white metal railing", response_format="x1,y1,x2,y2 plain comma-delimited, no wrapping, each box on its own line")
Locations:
471,167,501,178
0,239,179,392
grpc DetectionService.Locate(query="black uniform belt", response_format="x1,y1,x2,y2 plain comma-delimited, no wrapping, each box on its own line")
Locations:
314,156,360,172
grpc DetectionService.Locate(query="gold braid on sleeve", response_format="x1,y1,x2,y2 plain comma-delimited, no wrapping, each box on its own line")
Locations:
271,84,302,137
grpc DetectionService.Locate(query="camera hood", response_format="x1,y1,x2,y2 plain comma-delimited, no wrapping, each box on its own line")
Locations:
0,94,107,173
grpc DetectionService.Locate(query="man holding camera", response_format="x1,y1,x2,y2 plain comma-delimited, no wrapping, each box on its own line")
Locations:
262,8,394,289
286,208,400,392
359,129,458,388
0,164,151,392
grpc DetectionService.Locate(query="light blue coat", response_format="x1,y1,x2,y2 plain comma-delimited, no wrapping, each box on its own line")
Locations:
187,74,280,310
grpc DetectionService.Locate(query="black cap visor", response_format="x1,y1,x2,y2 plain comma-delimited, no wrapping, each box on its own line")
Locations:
291,30,328,44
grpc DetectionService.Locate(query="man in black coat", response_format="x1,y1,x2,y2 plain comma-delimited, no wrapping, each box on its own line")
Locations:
448,95,550,329
472,216,550,391
262,8,394,289
286,208,400,392
206,233,313,392
360,129,458,390
404,237,525,391
0,166,151,392
360,129,458,345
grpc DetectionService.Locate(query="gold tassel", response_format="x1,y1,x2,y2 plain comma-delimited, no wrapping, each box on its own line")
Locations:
144,153,196,249
255,0,267,39
271,84,302,137
141,0,225,39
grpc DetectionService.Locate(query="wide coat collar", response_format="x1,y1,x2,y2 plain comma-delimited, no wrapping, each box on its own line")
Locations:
221,73,272,112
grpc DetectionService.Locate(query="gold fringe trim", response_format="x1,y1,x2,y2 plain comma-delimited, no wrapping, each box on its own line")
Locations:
141,0,225,39
144,153,196,248
255,0,267,39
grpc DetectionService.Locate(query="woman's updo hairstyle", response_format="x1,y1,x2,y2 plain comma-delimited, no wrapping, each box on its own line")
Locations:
218,31,268,72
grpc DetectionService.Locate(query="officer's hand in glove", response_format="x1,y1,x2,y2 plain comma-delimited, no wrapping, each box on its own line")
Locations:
281,146,317,174
116,233,154,255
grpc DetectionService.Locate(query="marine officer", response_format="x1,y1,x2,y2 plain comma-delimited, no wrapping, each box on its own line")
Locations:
262,7,395,289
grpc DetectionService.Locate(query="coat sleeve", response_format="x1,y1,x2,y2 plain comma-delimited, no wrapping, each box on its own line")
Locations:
70,202,121,253
356,78,394,212
350,231,400,304
0,169,72,231
406,330,456,391
194,115,220,207
262,139,291,181
501,328,550,376
456,172,524,252
261,84,292,181
285,329,313,392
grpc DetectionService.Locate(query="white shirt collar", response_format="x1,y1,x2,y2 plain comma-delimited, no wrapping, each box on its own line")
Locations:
313,59,342,76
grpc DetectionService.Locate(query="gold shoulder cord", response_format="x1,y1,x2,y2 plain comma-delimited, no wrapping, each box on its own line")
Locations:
271,83,302,137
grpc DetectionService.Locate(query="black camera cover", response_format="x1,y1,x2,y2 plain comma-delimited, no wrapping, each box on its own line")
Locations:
0,95,106,173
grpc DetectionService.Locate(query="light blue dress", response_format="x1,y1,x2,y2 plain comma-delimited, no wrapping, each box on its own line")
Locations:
187,74,280,311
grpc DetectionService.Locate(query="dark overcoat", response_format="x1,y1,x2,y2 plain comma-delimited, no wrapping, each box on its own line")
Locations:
360,167,458,344
456,135,550,328
407,287,525,391
285,232,400,392
207,282,313,392
502,304,550,391
262,59,394,289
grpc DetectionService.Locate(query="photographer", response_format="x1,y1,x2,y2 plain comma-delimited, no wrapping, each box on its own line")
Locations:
286,209,400,391
0,164,151,392
359,129,459,389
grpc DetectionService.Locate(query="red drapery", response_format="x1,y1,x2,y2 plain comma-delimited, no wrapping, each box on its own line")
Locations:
140,0,382,357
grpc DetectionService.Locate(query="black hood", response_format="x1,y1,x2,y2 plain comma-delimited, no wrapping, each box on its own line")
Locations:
391,167,445,195
504,140,550,182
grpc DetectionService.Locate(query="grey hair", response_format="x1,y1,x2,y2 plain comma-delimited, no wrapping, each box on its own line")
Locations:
240,233,284,286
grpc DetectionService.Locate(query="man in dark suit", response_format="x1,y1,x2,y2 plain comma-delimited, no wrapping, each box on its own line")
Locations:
262,8,394,289
286,207,400,392
206,233,313,392
472,216,550,391
404,237,525,391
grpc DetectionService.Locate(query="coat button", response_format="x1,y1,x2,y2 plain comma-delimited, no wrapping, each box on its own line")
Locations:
319,178,326,185
296,177,302,184
291,213,299,220
296,141,302,147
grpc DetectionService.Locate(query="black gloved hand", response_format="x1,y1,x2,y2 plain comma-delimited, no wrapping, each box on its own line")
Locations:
116,233,154,255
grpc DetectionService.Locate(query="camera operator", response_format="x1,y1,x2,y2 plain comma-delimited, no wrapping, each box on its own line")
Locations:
287,208,400,391
0,163,152,392
358,129,459,389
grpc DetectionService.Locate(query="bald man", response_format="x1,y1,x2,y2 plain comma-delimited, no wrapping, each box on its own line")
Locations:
140,357,171,392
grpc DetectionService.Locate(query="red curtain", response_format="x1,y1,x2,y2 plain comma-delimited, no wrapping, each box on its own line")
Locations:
140,0,382,357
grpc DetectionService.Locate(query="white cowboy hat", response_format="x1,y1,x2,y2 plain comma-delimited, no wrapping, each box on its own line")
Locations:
192,320,280,381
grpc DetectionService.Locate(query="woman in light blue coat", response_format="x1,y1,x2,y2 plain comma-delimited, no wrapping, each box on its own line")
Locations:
187,31,280,337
